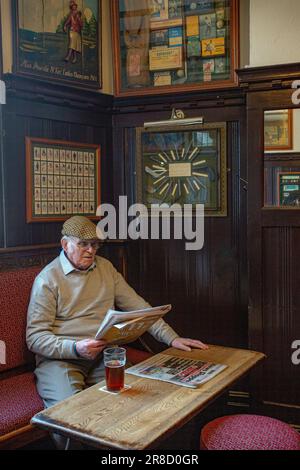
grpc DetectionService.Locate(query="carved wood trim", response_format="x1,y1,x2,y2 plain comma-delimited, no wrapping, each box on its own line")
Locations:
0,248,59,272
0,241,128,272
237,62,300,92
4,73,113,114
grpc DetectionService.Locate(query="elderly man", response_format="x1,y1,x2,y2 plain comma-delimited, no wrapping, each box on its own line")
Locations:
27,216,207,414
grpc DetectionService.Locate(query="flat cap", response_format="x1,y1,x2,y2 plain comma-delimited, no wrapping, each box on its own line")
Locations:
62,216,99,240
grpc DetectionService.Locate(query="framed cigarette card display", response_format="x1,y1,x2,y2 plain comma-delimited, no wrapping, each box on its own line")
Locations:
136,122,227,216
26,137,101,222
111,0,239,96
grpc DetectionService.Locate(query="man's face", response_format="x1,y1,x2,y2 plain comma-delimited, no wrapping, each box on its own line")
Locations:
62,237,100,270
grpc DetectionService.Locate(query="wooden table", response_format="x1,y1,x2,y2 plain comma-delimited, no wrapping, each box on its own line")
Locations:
31,345,265,450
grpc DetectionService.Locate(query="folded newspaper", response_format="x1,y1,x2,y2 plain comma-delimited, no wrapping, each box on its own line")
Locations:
125,353,227,388
95,304,171,344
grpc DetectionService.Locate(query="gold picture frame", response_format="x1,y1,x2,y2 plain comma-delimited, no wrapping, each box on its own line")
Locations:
264,109,293,151
136,122,227,216
26,137,101,223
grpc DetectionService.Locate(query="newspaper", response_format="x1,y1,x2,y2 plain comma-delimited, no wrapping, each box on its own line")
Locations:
94,304,171,344
125,353,227,388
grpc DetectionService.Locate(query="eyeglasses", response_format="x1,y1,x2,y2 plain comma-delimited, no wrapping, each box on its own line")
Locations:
69,237,101,250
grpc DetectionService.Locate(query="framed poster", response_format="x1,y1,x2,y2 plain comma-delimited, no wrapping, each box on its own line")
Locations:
264,109,293,151
26,137,101,222
136,122,227,216
12,0,101,89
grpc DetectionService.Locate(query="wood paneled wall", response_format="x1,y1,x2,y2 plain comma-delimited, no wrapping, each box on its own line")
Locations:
238,64,300,423
0,74,113,249
113,91,248,349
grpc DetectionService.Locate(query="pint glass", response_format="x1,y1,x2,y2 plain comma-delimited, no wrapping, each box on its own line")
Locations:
103,347,126,392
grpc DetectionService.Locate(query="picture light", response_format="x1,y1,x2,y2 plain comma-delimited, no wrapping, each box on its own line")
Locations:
144,108,204,130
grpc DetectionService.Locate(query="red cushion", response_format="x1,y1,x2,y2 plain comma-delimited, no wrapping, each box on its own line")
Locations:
0,267,41,372
125,346,152,365
0,372,44,436
200,414,300,450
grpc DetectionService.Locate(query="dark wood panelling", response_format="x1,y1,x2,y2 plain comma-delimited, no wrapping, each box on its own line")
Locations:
0,246,60,271
1,74,113,248
114,88,245,118
241,65,300,420
0,241,127,278
262,227,300,406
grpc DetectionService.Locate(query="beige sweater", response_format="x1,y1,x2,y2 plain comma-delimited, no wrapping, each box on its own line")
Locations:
26,252,178,363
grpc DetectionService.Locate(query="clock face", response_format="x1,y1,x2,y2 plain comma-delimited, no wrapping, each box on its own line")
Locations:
140,128,221,210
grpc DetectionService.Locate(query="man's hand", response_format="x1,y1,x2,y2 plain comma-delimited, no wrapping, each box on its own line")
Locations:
171,337,209,352
75,339,107,360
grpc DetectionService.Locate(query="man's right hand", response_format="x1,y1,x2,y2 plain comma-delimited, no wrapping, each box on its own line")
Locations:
75,339,107,360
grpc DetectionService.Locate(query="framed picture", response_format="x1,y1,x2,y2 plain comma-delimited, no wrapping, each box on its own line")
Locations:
12,0,101,89
136,122,227,216
264,109,293,151
26,137,101,222
111,0,239,97
278,172,300,207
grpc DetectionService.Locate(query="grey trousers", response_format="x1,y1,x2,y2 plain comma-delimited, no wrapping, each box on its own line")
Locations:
35,357,106,408
34,357,106,449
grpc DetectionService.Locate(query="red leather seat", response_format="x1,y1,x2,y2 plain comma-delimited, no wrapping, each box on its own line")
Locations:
200,414,300,450
0,372,44,436
125,346,152,365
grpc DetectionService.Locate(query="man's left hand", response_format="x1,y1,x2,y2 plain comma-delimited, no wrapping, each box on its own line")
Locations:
171,338,209,352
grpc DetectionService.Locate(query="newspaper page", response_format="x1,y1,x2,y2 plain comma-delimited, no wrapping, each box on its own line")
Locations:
95,305,171,341
125,353,227,388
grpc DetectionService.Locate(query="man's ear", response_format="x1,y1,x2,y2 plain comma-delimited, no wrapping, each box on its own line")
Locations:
61,238,68,252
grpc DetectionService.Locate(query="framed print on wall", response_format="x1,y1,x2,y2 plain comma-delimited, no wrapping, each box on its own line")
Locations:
12,0,101,89
264,109,293,151
136,122,227,216
26,137,101,222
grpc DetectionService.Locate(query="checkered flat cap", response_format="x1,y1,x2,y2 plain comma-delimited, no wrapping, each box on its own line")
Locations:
62,216,99,240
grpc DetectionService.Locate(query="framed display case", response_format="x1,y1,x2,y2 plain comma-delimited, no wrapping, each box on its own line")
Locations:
112,0,239,97
26,137,101,222
136,122,227,216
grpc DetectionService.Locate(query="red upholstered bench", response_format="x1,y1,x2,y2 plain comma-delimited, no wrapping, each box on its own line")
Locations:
200,414,300,450
0,267,45,449
0,266,152,449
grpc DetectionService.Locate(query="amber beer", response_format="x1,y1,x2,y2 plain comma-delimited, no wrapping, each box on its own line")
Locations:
105,362,125,392
103,347,126,392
